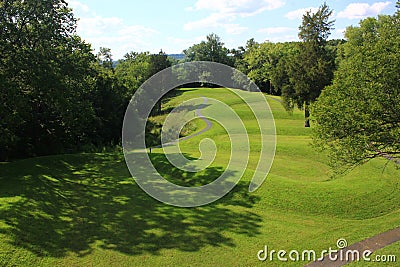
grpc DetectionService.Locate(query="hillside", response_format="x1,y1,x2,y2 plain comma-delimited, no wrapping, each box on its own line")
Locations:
0,88,399,266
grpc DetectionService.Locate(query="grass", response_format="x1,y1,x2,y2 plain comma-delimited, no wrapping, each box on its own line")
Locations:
0,88,399,266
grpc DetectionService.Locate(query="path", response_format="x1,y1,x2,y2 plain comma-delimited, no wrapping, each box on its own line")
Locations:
305,227,400,266
178,97,213,142
152,97,212,149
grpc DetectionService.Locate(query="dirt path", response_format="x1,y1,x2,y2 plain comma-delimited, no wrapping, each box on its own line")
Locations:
178,97,213,142
305,227,400,266
153,97,212,149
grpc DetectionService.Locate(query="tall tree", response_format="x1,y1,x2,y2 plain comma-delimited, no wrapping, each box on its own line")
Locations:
0,0,96,160
313,4,400,169
284,3,335,127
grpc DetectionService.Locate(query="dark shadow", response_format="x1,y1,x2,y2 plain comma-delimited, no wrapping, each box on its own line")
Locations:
160,88,197,106
145,102,211,147
0,153,262,258
158,102,211,116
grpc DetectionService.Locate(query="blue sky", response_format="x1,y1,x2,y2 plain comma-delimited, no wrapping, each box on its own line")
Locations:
67,0,397,59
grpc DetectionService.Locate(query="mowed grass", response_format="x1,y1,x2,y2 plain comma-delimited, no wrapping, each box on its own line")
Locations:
0,88,399,266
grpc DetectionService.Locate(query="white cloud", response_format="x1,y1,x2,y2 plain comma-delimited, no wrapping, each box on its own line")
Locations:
337,2,391,19
166,36,206,52
184,13,247,34
225,24,248,35
77,17,158,58
118,25,158,37
78,16,123,36
257,27,298,43
191,0,285,16
258,27,295,34
66,0,159,59
185,0,284,35
68,0,90,14
184,13,226,31
336,28,346,35
285,7,319,20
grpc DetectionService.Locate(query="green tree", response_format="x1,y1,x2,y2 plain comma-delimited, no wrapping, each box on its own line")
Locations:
97,47,114,69
268,42,299,96
0,0,96,160
244,41,273,93
284,3,335,127
90,48,129,146
313,5,400,169
183,33,233,66
115,52,151,96
115,50,171,115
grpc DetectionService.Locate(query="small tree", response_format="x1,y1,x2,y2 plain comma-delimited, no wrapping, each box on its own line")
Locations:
97,47,114,69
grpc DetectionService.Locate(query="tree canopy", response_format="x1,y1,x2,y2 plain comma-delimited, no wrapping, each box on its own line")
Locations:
313,6,400,169
0,0,97,160
283,3,336,127
183,33,233,66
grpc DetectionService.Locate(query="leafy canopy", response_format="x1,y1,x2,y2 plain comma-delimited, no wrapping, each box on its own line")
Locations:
313,5,400,169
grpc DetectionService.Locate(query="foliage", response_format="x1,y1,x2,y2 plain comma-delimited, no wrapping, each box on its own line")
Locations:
183,33,233,66
0,0,97,160
313,7,400,169
244,41,300,95
283,3,336,127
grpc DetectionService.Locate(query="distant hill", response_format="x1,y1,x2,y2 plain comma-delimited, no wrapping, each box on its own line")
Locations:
168,54,185,60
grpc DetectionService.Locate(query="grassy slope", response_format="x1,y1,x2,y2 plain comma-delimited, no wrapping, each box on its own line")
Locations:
0,88,399,266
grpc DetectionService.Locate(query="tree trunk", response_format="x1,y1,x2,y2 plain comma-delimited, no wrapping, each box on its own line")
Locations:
304,102,310,128
157,99,162,115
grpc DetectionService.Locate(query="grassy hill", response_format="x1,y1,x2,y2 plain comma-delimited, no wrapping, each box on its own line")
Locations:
1,88,399,266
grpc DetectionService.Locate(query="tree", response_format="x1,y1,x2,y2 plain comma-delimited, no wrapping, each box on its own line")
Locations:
97,47,114,69
89,48,129,147
268,42,299,96
313,5,400,169
283,3,335,127
183,33,233,66
115,50,171,115
0,0,97,160
243,41,273,93
115,52,151,96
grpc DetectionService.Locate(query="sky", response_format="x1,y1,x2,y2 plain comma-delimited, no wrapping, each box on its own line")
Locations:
67,0,398,59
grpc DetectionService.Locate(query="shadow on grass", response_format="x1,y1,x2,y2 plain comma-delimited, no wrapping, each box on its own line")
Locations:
0,152,261,258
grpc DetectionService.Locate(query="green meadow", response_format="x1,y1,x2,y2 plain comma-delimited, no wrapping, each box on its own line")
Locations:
1,88,399,266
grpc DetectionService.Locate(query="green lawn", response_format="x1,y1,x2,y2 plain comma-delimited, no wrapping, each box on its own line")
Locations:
1,88,399,266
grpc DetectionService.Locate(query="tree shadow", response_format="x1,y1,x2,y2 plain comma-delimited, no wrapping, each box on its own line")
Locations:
0,153,262,258
158,102,211,116
146,101,211,147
